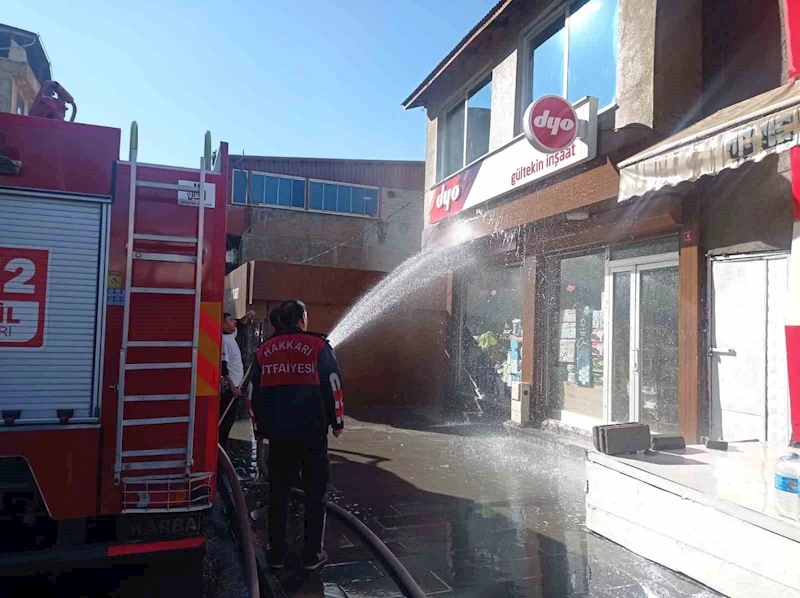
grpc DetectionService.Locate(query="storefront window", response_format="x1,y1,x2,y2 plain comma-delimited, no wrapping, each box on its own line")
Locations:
546,251,605,421
459,266,524,406
543,239,679,431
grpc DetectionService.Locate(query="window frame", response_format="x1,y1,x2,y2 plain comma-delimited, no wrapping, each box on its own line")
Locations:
519,0,618,134
538,235,680,427
231,168,248,205
229,170,381,219
250,170,308,209
437,73,493,182
541,245,608,425
230,168,308,210
307,177,381,219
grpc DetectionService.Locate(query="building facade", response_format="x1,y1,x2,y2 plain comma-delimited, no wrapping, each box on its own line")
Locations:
222,157,443,415
0,24,50,115
406,0,797,444
225,156,424,273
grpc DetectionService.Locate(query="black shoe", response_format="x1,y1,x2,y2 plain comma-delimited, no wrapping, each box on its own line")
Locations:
267,549,285,570
302,550,328,571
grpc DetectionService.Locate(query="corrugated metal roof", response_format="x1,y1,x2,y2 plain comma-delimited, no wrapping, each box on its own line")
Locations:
230,155,424,190
402,0,515,110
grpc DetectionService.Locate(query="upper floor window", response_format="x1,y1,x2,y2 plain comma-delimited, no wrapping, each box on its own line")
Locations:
526,0,618,111
232,169,247,204
309,180,379,217
251,172,306,208
230,169,380,218
230,169,306,208
440,76,492,180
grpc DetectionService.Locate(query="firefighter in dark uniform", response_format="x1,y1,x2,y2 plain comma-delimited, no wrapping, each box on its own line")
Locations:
247,306,285,443
251,300,344,571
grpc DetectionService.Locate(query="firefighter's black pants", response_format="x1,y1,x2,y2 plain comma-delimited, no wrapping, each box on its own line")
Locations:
267,435,329,560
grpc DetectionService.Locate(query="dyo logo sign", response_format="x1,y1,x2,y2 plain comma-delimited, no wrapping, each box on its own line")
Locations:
435,184,461,213
523,95,582,153
534,110,574,136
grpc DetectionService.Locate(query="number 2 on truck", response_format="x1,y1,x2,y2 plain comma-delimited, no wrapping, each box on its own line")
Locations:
0,246,49,348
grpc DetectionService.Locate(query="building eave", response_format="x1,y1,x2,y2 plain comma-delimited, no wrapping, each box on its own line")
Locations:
401,0,515,110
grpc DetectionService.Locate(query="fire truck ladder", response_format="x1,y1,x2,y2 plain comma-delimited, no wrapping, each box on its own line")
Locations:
114,123,213,501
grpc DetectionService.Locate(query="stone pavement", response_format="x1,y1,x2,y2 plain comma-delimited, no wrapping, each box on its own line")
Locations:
227,413,720,598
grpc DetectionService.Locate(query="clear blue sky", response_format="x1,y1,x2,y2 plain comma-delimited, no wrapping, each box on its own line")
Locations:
5,1,494,167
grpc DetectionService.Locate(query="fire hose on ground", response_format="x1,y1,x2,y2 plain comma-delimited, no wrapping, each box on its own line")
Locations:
220,365,424,597
256,441,426,598
217,443,260,598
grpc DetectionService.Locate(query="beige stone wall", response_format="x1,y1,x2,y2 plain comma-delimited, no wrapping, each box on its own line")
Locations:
0,54,42,114
489,49,518,152
615,0,657,130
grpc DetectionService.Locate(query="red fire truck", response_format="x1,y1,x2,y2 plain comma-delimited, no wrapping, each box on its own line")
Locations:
0,112,228,581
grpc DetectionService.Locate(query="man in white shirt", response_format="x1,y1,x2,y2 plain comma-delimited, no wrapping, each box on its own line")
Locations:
220,312,246,448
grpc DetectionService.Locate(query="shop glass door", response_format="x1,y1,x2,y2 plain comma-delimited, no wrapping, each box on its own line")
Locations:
605,257,679,433
456,265,524,412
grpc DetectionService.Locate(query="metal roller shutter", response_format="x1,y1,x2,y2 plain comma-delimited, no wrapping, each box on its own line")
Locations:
0,191,109,423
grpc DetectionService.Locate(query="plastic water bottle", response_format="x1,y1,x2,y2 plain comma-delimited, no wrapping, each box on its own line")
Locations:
775,453,800,520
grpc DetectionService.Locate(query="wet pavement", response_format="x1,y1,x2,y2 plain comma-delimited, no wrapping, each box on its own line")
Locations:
204,489,250,598
226,411,721,598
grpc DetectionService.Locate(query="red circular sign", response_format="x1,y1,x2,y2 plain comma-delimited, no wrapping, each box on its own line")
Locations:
523,95,579,153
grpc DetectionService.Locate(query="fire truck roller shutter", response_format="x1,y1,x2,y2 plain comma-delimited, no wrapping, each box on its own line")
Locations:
0,190,109,423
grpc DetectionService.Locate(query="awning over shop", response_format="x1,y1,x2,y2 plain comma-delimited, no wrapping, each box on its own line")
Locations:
619,79,800,201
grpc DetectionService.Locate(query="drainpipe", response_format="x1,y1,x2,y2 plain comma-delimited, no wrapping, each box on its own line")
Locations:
783,0,800,442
